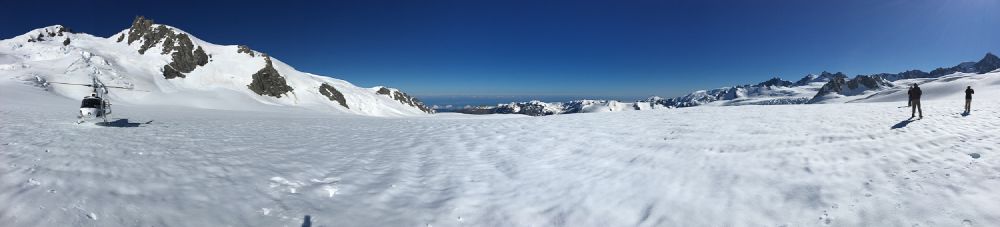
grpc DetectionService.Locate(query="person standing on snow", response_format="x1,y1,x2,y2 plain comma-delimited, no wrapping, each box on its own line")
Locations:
910,84,923,118
965,86,974,113
907,85,915,107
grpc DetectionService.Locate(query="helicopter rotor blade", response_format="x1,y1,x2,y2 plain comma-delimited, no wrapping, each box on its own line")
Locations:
47,81,95,87
47,81,149,91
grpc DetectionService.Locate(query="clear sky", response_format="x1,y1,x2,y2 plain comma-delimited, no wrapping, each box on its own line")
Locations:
3,0,999,97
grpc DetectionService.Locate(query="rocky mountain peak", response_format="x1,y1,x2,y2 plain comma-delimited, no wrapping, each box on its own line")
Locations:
376,87,434,113
974,52,1000,73
756,77,793,87
116,16,210,79
25,25,71,42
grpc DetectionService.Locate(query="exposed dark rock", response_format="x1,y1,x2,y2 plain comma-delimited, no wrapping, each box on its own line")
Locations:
247,56,294,97
846,75,889,90
493,101,555,116
456,100,647,116
124,16,179,55
794,71,847,86
376,87,434,113
162,65,184,79
873,70,931,81
160,33,176,55
809,74,892,103
125,16,154,44
237,45,255,57
756,77,793,87
161,34,209,79
118,17,212,79
810,77,848,102
929,66,961,77
793,75,813,86
143,26,173,54
973,53,1000,74
56,26,70,35
194,47,208,64
62,38,70,46
319,83,348,108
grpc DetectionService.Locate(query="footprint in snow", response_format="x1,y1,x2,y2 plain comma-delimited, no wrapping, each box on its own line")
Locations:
270,176,340,198
309,177,340,198
269,177,304,194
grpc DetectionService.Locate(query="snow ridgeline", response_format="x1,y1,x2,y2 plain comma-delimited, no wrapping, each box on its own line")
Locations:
458,53,1000,116
0,16,433,117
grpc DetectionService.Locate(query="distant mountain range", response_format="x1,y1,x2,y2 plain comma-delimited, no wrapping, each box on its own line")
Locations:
458,53,1000,116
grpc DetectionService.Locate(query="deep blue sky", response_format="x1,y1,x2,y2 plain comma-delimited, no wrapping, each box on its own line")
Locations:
3,0,999,97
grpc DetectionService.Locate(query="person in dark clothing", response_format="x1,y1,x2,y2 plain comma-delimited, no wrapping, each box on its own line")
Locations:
906,85,915,107
909,84,923,118
965,86,974,113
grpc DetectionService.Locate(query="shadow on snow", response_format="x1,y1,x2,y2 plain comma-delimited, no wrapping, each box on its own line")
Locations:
95,119,152,128
891,118,916,129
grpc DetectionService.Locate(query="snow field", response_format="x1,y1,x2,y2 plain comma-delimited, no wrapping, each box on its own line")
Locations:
2,79,998,226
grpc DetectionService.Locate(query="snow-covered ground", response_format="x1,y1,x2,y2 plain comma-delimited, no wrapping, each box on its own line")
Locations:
2,71,999,226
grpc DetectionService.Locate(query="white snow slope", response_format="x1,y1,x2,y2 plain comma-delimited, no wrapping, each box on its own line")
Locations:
2,71,999,226
0,24,430,116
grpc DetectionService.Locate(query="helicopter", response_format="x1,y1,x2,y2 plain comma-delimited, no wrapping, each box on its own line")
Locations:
47,77,136,124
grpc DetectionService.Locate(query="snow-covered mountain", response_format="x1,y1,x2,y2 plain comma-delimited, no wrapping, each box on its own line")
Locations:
460,75,826,115
458,53,999,116
808,53,999,103
456,99,661,116
0,16,433,116
808,74,894,103
654,53,998,107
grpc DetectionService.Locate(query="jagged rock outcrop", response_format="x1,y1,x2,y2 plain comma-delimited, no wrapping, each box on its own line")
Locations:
4,19,435,116
319,83,348,108
890,53,998,79
237,45,256,57
247,56,293,98
873,70,931,81
376,87,434,113
119,16,210,79
161,34,209,79
27,26,69,42
973,53,1000,73
808,53,997,103
809,74,892,103
124,16,169,54
756,77,793,87
794,72,845,86
454,99,655,116
492,101,559,116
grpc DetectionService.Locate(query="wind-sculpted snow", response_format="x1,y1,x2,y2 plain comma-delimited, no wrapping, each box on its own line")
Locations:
2,80,999,226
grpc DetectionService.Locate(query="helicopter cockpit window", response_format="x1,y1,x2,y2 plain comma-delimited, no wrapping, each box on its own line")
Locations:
81,97,102,108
